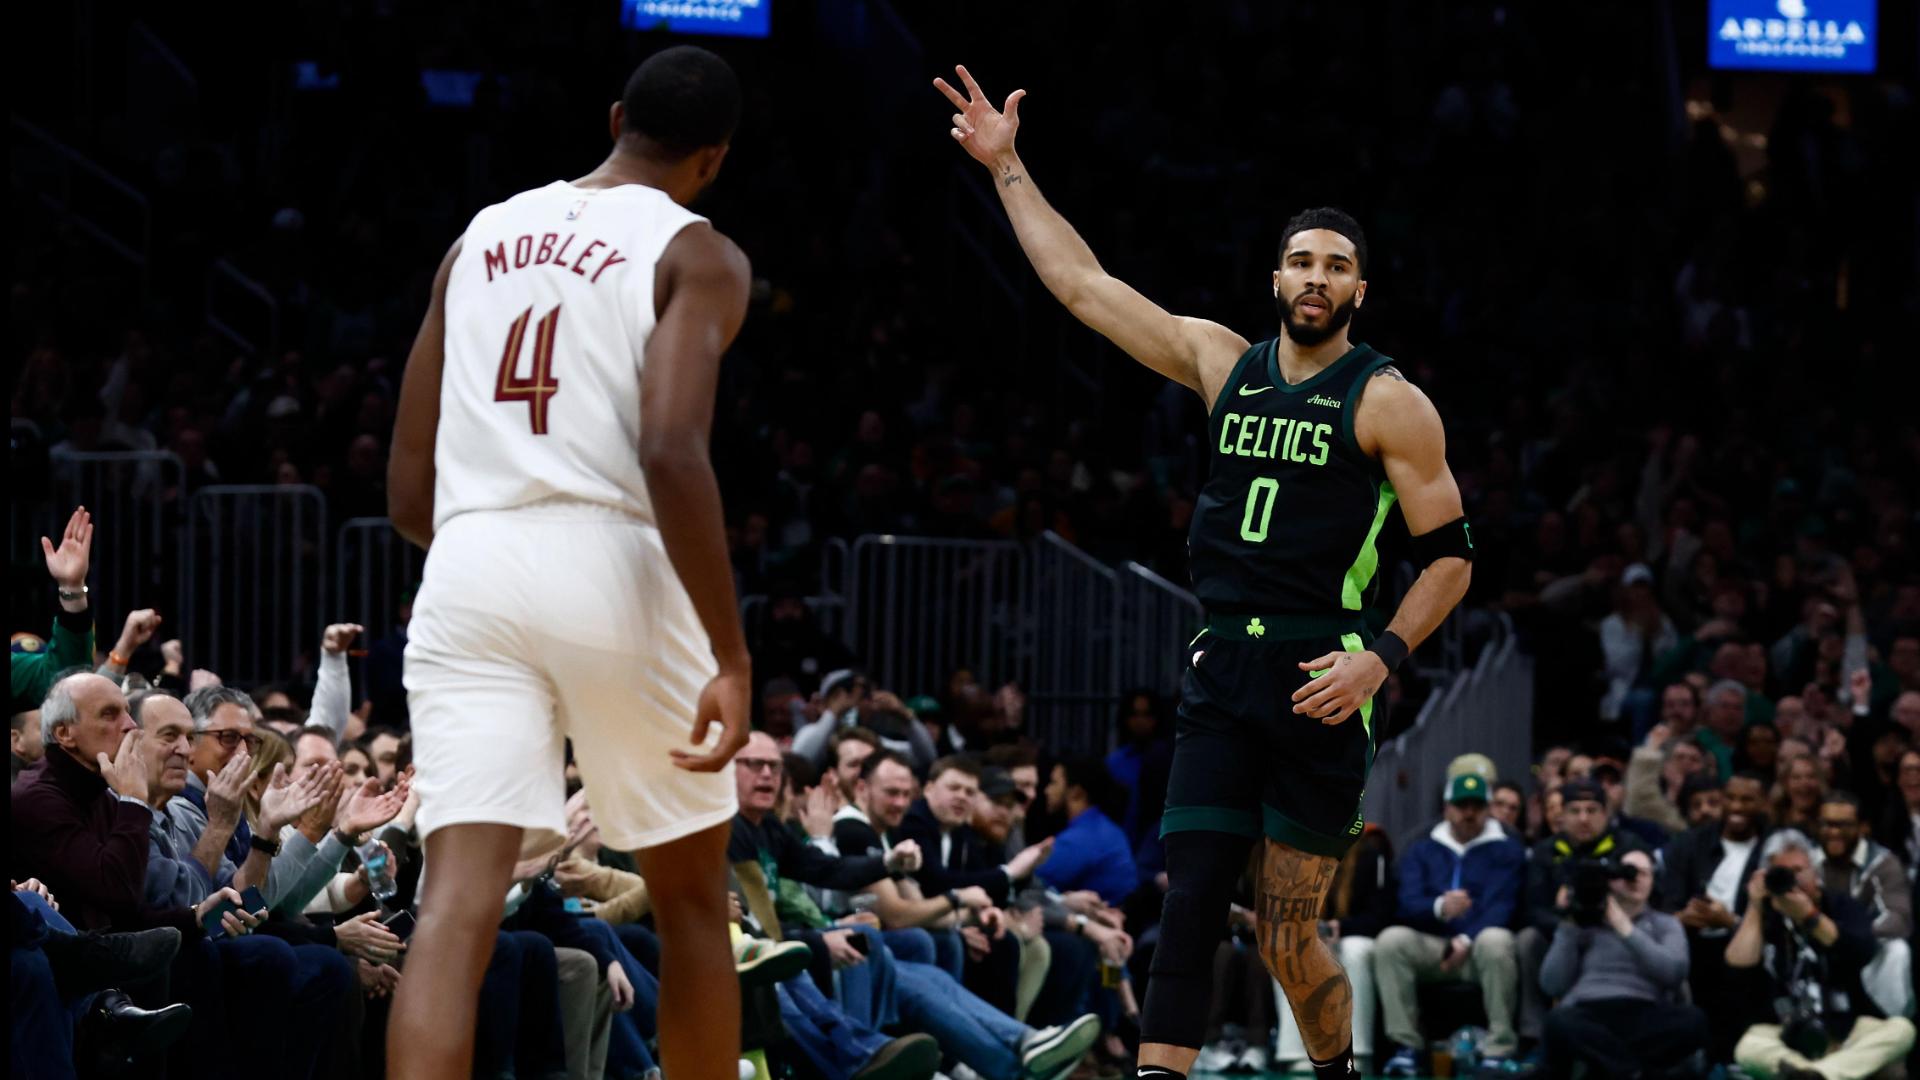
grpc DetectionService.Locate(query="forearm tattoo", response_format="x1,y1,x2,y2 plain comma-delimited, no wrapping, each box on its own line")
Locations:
998,162,1023,188
1255,842,1351,1059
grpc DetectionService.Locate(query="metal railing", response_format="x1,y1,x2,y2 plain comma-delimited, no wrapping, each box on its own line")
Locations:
44,450,186,630
740,537,855,649
181,486,327,686
1118,561,1206,701
1026,533,1123,753
1364,612,1532,849
844,534,1030,705
839,532,1202,756
335,518,424,644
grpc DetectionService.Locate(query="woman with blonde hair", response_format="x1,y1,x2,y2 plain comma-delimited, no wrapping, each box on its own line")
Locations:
242,728,297,835
1772,754,1827,835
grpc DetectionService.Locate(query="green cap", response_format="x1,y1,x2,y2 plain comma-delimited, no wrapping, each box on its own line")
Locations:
906,695,942,716
1445,773,1490,804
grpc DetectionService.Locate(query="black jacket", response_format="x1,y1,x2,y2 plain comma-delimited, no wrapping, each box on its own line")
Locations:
1524,827,1650,933
895,799,1012,901
728,812,887,894
1657,821,1769,918
1746,887,1882,1040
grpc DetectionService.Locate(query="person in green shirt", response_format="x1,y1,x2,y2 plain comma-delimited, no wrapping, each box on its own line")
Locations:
10,507,98,724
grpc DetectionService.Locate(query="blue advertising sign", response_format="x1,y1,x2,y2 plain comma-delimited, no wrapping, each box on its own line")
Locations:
621,0,771,39
1709,0,1876,73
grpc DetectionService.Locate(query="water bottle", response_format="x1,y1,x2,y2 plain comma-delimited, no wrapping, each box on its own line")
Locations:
1452,1026,1479,1072
357,840,398,904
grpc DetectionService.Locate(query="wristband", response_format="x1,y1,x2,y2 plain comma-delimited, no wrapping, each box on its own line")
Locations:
57,585,88,602
944,890,961,911
250,834,282,857
108,650,131,668
1368,631,1409,674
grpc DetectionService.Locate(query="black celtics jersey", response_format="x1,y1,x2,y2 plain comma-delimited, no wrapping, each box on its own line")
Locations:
1187,339,1401,616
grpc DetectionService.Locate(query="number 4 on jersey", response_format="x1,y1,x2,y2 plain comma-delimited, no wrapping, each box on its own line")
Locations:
495,305,562,434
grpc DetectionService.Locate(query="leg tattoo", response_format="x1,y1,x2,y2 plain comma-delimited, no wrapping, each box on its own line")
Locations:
1255,840,1352,1061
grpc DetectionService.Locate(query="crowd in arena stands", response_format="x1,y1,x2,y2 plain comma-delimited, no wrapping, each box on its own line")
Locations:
10,6,1918,1077
12,480,1920,1080
13,8,1915,713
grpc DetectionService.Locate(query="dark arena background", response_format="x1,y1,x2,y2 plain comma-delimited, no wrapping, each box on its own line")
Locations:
9,2,1918,1079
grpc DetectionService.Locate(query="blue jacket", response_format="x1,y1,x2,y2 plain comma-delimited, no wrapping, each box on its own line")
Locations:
1039,806,1138,906
1396,818,1525,938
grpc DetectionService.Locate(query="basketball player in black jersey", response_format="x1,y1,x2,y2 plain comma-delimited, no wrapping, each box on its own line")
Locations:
936,68,1473,1079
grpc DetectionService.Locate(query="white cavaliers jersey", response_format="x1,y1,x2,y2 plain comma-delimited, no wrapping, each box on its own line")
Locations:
432,180,708,532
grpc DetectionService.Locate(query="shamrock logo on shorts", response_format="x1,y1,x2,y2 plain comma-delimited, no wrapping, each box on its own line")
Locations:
1246,618,1265,639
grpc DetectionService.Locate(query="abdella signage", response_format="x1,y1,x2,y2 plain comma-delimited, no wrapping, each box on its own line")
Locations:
1709,0,1876,73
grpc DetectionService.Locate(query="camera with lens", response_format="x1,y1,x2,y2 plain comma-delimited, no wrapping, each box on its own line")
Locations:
1765,865,1800,897
1568,858,1638,928
1776,985,1834,1061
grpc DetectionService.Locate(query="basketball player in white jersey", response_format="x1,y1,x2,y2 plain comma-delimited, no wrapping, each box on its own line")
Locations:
385,46,752,1080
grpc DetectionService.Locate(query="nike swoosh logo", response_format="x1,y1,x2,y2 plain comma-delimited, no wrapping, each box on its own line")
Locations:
1237,385,1274,397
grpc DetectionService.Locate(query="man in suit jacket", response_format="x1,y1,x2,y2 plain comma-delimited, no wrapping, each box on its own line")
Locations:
1656,771,1778,1062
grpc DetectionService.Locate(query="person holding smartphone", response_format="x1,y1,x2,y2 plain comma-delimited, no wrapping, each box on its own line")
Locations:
129,688,363,1076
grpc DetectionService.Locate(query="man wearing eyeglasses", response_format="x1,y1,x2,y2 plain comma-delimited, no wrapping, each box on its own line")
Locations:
1815,792,1913,1019
1537,848,1708,1078
176,686,267,871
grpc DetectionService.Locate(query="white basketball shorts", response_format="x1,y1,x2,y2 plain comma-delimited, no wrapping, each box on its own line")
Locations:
405,499,737,856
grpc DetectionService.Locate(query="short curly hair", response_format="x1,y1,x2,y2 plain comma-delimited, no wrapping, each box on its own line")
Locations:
1278,207,1368,277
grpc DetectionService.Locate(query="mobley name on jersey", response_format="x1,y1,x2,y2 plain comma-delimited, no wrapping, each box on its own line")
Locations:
478,230,631,286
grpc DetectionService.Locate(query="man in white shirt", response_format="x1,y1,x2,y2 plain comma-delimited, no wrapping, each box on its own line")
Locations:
1657,771,1775,1061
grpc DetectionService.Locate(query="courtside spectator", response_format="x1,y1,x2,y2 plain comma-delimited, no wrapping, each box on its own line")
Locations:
1727,831,1916,1079
1375,773,1526,1075
1515,778,1648,1044
1657,770,1775,1062
1036,758,1137,906
1814,792,1913,1018
1538,849,1709,1078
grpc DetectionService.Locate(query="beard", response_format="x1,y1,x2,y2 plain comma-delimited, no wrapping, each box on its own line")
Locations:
1276,288,1358,347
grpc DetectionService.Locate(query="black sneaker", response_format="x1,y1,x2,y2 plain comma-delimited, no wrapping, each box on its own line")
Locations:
42,927,182,998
